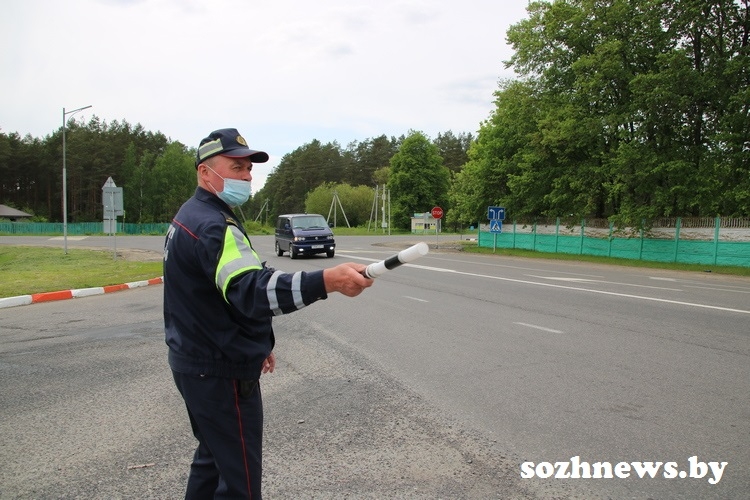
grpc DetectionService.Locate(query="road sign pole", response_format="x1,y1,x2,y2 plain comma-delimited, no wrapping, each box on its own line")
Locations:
111,190,117,261
430,206,443,247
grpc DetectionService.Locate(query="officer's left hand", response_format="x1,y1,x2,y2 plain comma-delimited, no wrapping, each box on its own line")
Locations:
261,352,275,374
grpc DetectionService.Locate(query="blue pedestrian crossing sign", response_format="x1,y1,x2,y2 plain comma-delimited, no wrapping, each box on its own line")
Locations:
490,219,503,233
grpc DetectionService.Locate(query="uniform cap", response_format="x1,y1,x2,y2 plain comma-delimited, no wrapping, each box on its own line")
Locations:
196,128,269,167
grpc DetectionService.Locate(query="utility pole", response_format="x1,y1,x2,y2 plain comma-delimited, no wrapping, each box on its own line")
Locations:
62,104,92,254
368,185,378,232
327,190,351,228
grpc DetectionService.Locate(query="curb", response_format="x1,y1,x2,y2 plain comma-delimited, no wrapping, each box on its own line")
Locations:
0,277,164,309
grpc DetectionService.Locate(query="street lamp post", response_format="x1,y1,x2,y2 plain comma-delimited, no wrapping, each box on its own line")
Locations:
62,105,92,254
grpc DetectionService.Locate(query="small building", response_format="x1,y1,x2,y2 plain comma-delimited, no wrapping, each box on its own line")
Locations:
411,212,440,233
0,204,33,221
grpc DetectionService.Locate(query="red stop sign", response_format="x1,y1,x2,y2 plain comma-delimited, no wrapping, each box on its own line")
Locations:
431,206,443,219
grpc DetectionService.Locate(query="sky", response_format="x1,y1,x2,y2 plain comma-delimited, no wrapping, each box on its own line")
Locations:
1,0,530,190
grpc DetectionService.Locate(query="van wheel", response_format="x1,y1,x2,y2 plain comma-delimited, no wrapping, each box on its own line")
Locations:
326,249,335,258
275,241,283,256
289,246,297,259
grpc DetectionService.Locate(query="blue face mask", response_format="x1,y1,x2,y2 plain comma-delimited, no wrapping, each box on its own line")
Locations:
206,166,252,207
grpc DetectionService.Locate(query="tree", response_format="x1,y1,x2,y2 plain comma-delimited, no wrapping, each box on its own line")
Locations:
256,140,346,219
0,132,39,215
450,0,750,224
143,142,195,222
433,131,473,173
388,131,450,230
304,182,375,227
343,135,400,186
449,79,550,224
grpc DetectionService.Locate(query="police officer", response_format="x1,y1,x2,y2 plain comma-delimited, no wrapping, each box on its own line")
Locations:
164,128,373,499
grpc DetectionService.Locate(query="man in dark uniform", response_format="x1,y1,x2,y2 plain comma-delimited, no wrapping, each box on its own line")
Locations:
163,128,373,499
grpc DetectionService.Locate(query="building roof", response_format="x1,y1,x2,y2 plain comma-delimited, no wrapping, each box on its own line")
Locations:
0,204,33,219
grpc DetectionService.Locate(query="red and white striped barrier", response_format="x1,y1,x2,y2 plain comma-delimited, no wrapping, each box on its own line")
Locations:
0,277,164,309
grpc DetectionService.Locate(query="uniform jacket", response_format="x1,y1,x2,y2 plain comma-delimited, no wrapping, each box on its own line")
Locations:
163,187,328,379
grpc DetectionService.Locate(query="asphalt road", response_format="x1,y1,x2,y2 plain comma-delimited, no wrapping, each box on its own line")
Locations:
1,235,748,499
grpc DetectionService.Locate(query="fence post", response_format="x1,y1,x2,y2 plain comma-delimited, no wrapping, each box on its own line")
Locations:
533,222,537,251
513,220,516,249
608,221,613,257
580,219,585,255
555,217,560,253
674,217,681,263
639,219,644,261
713,216,720,265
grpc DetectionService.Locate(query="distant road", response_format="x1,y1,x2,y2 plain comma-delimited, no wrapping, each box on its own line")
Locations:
0,234,168,253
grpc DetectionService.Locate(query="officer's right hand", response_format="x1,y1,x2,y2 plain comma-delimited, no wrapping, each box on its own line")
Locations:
323,263,373,297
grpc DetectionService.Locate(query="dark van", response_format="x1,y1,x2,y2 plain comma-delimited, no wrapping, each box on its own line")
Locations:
275,213,335,259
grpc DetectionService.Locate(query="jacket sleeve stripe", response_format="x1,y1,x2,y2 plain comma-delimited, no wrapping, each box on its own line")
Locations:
267,271,306,316
291,272,304,309
267,270,283,315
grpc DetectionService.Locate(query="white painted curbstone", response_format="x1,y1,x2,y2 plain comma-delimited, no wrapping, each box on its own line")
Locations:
0,295,33,309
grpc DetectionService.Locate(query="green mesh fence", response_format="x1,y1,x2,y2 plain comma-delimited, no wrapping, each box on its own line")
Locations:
479,219,750,268
0,222,170,236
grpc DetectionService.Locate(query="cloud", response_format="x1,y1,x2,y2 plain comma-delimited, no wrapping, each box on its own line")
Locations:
0,0,530,189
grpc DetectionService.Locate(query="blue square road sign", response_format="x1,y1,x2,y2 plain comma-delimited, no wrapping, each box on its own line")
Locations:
488,206,505,220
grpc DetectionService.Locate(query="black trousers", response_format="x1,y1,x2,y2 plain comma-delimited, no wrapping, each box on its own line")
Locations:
172,371,263,500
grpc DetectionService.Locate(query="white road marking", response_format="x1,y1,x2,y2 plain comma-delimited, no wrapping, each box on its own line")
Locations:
649,277,750,294
527,275,683,291
404,296,429,303
426,255,605,278
684,285,750,294
343,254,750,315
514,322,563,334
527,276,595,282
337,250,395,254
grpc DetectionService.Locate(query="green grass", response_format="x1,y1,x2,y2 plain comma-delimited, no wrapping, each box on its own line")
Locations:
0,246,163,298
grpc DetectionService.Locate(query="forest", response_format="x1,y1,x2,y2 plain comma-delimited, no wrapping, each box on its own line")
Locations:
1,0,747,231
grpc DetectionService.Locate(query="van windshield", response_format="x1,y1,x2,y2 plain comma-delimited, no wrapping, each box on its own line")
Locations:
292,215,329,230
